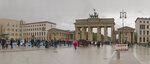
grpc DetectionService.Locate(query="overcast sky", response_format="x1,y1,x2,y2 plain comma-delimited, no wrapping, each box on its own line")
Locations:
0,0,150,31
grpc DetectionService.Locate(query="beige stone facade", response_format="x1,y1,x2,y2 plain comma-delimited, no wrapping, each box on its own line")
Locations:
74,17,115,42
117,26,135,43
0,19,24,40
47,28,74,41
23,21,56,41
135,18,150,43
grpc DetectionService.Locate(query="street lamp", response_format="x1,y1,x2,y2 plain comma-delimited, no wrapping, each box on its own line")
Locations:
120,10,127,43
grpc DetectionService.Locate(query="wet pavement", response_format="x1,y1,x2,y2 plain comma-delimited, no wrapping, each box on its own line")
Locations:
0,45,114,64
0,45,150,64
133,45,150,64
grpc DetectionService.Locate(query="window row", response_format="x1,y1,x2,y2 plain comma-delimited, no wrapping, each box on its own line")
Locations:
140,21,149,23
8,28,22,32
139,37,149,42
7,23,21,27
140,25,149,29
24,27,46,31
140,31,149,35
8,33,22,36
23,32,46,36
24,24,46,27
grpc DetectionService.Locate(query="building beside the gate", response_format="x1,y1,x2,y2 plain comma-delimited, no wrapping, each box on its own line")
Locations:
47,28,74,41
23,21,56,40
135,18,150,43
0,19,24,40
117,26,135,43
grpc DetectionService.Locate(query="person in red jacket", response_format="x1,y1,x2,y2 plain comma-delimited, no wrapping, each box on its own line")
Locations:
73,40,78,50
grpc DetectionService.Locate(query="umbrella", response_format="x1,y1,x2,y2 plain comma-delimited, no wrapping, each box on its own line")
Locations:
27,42,31,46
36,38,40,40
73,40,77,44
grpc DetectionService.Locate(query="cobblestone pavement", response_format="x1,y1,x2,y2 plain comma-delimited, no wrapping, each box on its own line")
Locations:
0,45,114,64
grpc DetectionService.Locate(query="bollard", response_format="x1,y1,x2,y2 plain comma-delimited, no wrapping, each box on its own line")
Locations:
117,50,120,60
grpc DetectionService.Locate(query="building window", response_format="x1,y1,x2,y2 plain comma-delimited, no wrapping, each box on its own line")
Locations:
147,37,149,42
39,32,41,35
42,27,46,31
37,32,38,35
143,37,145,42
16,29,17,32
147,21,149,23
140,37,142,42
12,29,14,31
8,28,9,31
12,25,14,27
143,21,145,23
7,23,9,26
12,33,14,36
42,32,43,35
16,33,18,36
147,25,149,29
147,31,149,35
140,21,142,23
140,31,142,35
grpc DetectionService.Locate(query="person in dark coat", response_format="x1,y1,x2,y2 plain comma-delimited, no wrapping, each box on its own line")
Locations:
1,38,6,49
97,41,100,48
31,39,34,47
45,40,49,48
10,39,14,48
17,40,20,47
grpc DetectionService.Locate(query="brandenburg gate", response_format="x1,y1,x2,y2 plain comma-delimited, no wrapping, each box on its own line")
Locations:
74,10,116,42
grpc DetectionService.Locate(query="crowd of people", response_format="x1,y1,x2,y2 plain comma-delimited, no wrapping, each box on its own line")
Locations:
0,38,73,49
0,38,108,50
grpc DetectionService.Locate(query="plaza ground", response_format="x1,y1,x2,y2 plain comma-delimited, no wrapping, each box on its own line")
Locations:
0,45,149,64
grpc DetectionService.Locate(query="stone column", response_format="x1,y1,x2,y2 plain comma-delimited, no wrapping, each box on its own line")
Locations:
75,27,80,40
97,26,101,41
111,26,115,42
81,27,86,40
104,26,108,42
128,32,131,43
88,27,93,41
133,32,135,43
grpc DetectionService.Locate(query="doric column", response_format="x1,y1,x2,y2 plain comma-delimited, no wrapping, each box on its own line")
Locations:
111,26,115,42
75,27,80,40
81,27,86,40
104,26,108,42
97,26,101,41
88,27,93,41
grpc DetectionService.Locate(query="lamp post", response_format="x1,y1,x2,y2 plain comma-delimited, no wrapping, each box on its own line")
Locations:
120,10,127,43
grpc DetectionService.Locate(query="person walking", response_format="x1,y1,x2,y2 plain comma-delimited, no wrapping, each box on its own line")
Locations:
97,41,100,48
31,39,34,47
1,38,6,49
10,39,14,49
45,40,49,48
73,40,78,50
23,39,26,47
5,38,9,49
17,40,20,47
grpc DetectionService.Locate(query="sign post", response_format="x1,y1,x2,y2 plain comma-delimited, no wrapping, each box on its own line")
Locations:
115,44,128,60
